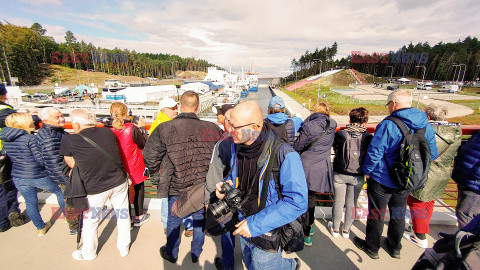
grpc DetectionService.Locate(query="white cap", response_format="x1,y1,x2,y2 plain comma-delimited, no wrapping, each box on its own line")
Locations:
159,97,178,110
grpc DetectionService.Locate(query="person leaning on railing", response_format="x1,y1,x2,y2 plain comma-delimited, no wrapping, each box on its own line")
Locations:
452,129,480,229
404,104,462,249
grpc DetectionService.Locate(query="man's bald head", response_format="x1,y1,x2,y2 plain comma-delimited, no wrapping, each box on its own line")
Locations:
230,101,263,126
180,91,200,113
229,101,263,145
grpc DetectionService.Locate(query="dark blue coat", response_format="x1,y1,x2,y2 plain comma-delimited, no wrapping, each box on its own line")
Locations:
36,124,68,185
294,113,337,193
452,130,480,191
0,127,47,180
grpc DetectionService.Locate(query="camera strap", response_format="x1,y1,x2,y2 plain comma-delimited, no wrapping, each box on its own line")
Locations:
259,140,284,210
228,144,264,211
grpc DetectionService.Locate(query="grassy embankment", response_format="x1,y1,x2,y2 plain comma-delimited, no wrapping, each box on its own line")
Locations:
23,64,206,94
280,70,420,116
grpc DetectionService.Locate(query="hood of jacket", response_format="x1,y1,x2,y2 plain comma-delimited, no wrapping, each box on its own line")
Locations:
305,112,329,123
267,113,288,125
430,121,461,145
0,127,29,142
390,107,429,130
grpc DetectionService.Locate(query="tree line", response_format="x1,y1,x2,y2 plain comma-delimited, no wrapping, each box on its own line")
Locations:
287,37,480,83
288,42,338,82
0,22,214,85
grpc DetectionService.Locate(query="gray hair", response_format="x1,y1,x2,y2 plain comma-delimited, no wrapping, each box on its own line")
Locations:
70,109,97,126
387,89,413,106
424,103,447,121
38,107,61,121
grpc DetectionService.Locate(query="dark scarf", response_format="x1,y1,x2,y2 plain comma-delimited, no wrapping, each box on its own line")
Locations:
237,124,269,216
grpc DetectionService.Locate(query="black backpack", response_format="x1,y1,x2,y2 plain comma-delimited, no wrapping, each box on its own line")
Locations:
412,231,480,270
251,140,305,254
385,116,431,190
335,130,369,174
266,119,294,145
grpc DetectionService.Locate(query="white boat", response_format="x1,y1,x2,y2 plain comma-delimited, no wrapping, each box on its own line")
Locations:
102,79,128,100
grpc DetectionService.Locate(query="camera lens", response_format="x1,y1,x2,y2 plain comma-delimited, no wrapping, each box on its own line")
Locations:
210,200,230,219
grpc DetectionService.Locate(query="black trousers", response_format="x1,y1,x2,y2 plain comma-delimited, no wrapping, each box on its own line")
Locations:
365,177,409,252
302,190,317,236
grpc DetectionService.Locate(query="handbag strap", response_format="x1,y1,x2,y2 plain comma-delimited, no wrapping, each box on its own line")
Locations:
300,119,330,154
78,133,124,170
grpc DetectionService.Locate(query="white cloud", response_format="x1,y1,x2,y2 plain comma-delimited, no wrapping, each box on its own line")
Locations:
4,0,480,76
19,0,62,6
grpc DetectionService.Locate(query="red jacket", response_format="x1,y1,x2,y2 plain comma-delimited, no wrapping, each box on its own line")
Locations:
111,123,147,185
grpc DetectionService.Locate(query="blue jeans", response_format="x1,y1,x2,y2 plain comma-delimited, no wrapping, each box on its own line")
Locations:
0,181,20,229
161,197,193,230
240,236,296,270
166,196,205,258
13,177,65,230
221,232,235,270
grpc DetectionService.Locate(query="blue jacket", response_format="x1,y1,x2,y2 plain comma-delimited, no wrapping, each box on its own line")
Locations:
36,124,68,185
0,127,47,180
224,132,308,238
266,113,303,133
362,108,439,188
452,130,480,191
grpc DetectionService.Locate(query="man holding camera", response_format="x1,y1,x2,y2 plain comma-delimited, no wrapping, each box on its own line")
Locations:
144,91,222,264
214,101,307,270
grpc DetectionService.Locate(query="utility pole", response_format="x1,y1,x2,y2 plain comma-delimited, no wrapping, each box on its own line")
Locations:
313,59,322,102
2,46,12,85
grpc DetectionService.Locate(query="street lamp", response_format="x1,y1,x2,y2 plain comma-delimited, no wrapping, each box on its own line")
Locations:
458,64,467,91
416,65,426,107
167,61,179,100
388,66,394,82
475,64,480,85
313,59,323,102
373,65,379,85
452,64,460,83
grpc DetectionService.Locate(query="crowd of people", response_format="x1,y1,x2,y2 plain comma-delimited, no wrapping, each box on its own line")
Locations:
0,83,479,269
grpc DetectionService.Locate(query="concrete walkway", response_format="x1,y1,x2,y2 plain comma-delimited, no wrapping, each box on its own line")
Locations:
0,202,459,270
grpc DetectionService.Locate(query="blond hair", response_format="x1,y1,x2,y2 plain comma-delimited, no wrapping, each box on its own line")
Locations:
311,102,330,116
5,113,35,132
110,102,128,130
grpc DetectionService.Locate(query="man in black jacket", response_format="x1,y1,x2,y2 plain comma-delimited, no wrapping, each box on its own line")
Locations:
144,91,222,264
0,84,24,232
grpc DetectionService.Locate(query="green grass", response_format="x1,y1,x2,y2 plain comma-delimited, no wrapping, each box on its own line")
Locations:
447,99,480,125
282,83,410,115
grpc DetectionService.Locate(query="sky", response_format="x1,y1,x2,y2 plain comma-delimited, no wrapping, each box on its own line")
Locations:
1,0,479,77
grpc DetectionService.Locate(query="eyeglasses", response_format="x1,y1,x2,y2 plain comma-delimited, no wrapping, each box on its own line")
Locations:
226,118,260,130
385,101,394,107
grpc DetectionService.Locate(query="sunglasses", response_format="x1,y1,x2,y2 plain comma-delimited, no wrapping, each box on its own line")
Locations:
226,118,260,130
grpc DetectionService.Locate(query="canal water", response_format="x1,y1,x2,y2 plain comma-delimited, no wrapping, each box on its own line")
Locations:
239,85,273,117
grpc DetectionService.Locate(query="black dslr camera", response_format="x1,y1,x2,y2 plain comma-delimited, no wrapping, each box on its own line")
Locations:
210,182,242,219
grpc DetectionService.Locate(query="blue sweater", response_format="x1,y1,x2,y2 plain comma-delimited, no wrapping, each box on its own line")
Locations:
362,108,439,188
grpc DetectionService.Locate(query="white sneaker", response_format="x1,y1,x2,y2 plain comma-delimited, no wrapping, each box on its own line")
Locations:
72,250,97,261
120,249,129,258
341,229,350,239
403,232,428,249
327,221,339,238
